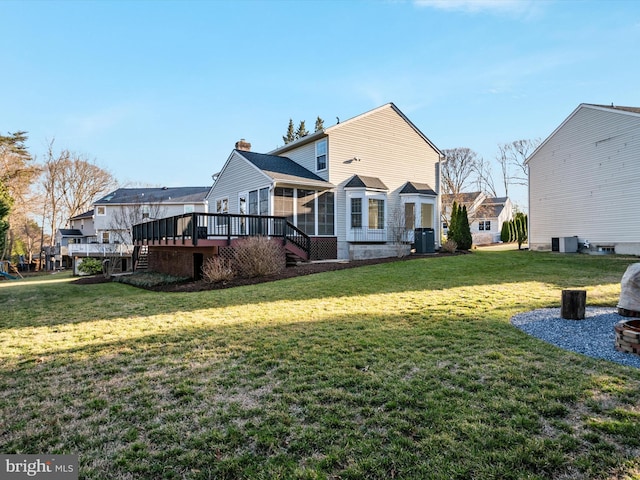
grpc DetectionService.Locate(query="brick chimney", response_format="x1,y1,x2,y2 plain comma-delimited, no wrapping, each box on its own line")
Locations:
235,139,251,151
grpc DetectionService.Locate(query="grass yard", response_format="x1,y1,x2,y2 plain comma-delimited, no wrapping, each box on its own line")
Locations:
1,250,640,479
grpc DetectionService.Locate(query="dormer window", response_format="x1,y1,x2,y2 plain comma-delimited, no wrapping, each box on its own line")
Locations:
316,139,327,171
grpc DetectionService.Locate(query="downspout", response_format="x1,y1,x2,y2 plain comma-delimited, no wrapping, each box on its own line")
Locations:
436,154,444,247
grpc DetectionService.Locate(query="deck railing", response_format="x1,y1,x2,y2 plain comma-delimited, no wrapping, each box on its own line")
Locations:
132,212,311,259
67,243,135,257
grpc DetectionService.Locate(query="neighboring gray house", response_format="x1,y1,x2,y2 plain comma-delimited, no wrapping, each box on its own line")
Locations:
441,192,513,245
57,187,209,273
207,103,443,260
526,103,640,255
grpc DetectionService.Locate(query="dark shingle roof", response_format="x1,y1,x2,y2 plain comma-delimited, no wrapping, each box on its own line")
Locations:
400,181,436,195
70,209,94,220
59,229,84,236
94,187,210,205
591,104,640,114
238,150,333,188
441,192,483,204
344,175,388,190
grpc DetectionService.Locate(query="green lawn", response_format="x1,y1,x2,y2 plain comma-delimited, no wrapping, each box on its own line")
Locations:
1,250,640,479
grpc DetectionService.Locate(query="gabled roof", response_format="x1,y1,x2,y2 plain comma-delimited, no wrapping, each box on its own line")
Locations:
344,175,388,190
441,192,484,205
94,187,210,205
526,103,640,164
70,209,94,220
58,229,83,237
400,181,437,196
237,150,334,188
479,197,509,218
586,104,640,115
269,103,443,157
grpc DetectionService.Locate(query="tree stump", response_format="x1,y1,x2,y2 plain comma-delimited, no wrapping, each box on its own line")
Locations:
561,290,586,320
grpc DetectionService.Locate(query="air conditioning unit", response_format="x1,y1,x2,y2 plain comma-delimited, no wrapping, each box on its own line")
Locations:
552,236,578,253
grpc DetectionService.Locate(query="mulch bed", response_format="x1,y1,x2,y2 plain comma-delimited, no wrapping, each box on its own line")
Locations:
71,252,460,293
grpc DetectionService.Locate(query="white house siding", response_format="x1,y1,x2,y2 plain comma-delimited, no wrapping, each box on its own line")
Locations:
528,105,640,254
207,152,272,214
327,105,441,258
280,141,328,181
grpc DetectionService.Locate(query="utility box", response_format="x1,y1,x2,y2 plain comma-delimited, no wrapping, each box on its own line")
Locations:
560,236,578,253
414,228,435,254
552,236,578,253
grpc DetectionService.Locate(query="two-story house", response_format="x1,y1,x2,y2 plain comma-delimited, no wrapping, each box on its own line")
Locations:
56,186,209,274
133,103,443,278
441,192,513,245
208,103,443,260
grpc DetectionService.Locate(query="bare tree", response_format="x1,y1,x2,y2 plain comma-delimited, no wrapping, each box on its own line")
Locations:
441,148,479,196
41,141,117,247
508,138,541,186
388,204,410,258
473,156,498,197
496,143,512,198
496,138,541,196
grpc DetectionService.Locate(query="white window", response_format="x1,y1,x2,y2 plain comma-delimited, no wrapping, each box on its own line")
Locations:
142,205,150,219
346,191,387,241
101,232,110,244
351,198,362,228
316,139,327,171
96,206,106,216
405,203,415,230
215,198,229,214
368,199,385,229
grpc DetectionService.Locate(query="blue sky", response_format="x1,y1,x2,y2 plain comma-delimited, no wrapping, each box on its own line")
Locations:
4,0,640,209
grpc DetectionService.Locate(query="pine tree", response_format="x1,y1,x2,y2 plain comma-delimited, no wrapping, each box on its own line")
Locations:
515,213,528,249
295,120,309,139
315,116,324,132
447,202,459,242
508,220,516,243
500,221,511,243
0,181,14,259
458,205,473,250
282,119,296,144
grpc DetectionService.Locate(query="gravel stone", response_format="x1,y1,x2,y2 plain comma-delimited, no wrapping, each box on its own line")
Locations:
511,307,640,369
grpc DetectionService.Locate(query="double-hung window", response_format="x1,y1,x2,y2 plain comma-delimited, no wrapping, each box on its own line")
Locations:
316,139,327,171
351,198,362,228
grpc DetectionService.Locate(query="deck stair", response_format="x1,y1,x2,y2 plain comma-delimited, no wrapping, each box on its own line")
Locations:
135,245,149,271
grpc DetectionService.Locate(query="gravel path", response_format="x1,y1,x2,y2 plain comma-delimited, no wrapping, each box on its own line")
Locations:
511,307,640,369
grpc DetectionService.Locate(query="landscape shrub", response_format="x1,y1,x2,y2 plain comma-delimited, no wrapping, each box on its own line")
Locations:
77,257,103,275
201,256,235,284
441,239,457,253
233,236,285,278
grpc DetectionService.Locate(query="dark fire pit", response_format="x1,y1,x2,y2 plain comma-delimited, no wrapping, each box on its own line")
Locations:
614,319,640,355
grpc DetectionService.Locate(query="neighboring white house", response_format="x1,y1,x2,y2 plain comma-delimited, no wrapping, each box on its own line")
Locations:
526,103,640,255
207,103,443,260
55,186,210,273
441,192,513,245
